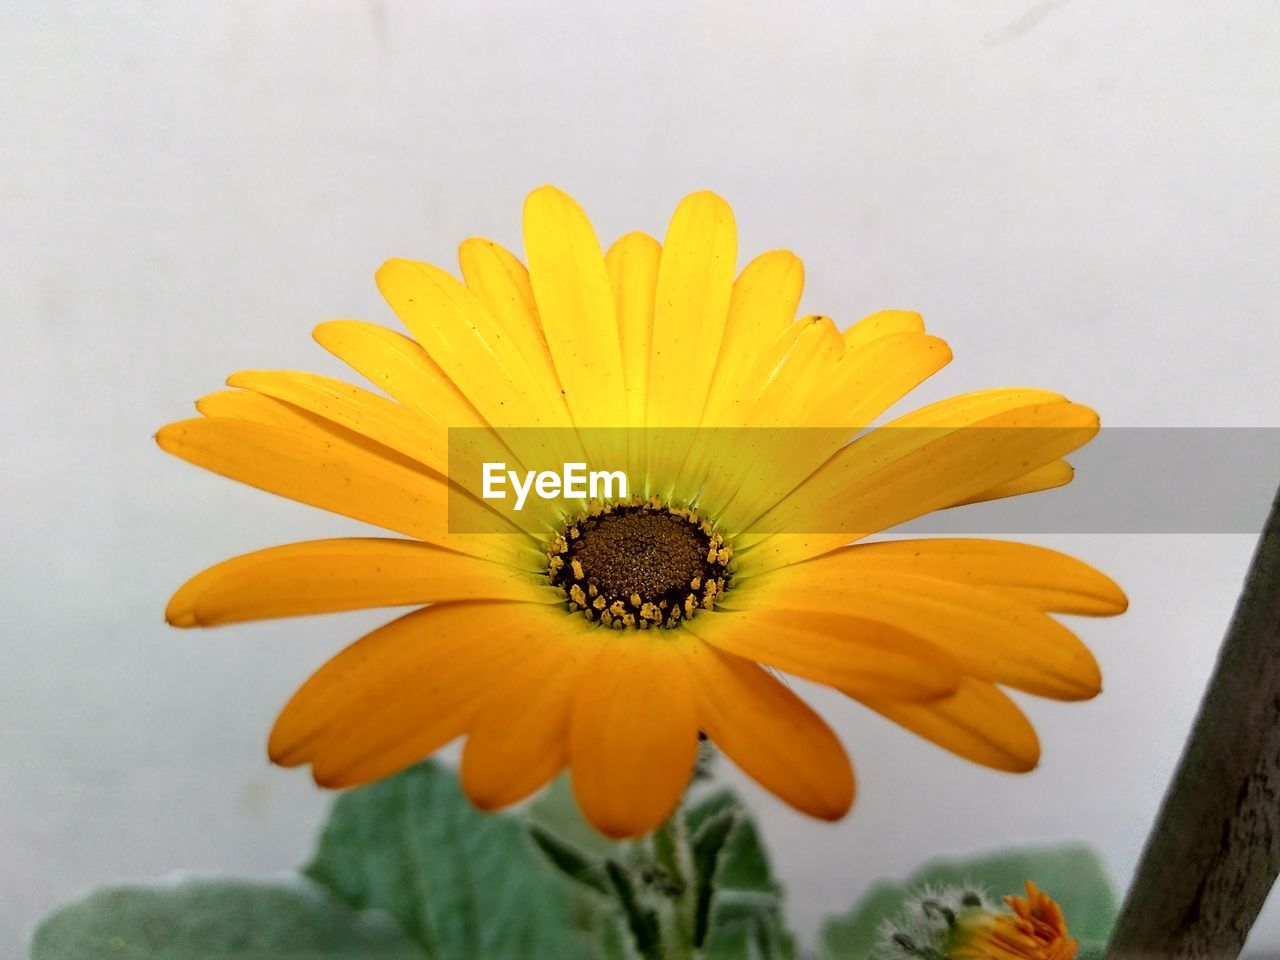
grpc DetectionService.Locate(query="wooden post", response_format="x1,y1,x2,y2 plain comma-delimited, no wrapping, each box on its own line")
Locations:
1107,485,1280,959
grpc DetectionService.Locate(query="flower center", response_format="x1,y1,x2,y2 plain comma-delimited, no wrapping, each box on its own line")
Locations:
548,500,732,629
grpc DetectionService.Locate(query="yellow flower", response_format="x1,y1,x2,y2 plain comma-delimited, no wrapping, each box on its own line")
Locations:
158,186,1126,838
951,882,1080,960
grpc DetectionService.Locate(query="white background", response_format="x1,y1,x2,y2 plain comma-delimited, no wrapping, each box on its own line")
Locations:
3,1,1279,956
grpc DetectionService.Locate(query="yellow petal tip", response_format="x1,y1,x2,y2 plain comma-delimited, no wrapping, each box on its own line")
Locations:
681,188,730,207
525,183,575,209
154,421,187,454
164,601,198,628
373,258,417,290
1009,754,1040,774
809,787,856,822
310,319,357,347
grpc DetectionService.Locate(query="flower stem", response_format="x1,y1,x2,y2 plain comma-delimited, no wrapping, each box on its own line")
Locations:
1107,484,1280,959
651,813,697,957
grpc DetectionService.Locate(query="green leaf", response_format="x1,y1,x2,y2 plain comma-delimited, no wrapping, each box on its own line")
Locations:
528,824,613,896
527,773,616,861
523,775,638,958
684,789,796,960
528,779,796,959
818,844,1117,960
604,860,662,959
305,761,593,960
689,806,737,945
682,786,738,837
28,876,425,960
700,920,764,960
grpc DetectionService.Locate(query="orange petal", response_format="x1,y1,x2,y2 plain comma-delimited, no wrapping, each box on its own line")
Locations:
166,538,552,628
229,368,564,535
724,569,1102,701
958,459,1075,507
156,417,526,564
686,608,960,702
684,643,854,820
523,186,627,432
742,392,1097,571
569,638,699,838
460,633,598,810
269,602,558,786
712,329,953,532
807,539,1128,616
225,369,449,478
858,677,1041,773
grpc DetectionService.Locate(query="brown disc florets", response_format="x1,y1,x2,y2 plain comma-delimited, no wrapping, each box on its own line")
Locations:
548,498,732,629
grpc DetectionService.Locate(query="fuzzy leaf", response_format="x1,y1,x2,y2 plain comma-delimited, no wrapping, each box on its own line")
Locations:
529,824,613,896
690,806,737,945
684,789,795,960
527,774,616,860
305,761,593,960
28,876,425,960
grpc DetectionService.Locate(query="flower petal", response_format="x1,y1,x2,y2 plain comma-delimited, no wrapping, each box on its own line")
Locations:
376,257,578,454
156,417,525,564
196,389,321,432
523,186,627,428
723,568,1102,701
648,191,737,499
226,370,449,477
461,632,597,810
569,637,699,838
746,315,846,425
458,237,564,407
702,250,805,428
842,309,925,350
166,538,553,628
858,677,1041,773
273,602,561,787
666,250,805,507
812,332,951,429
651,191,737,427
685,608,960,701
605,231,662,492
605,231,661,429
682,316,840,519
887,387,1069,426
523,186,630,478
740,396,1099,571
226,368,558,534
683,642,854,820
958,458,1075,506
812,539,1128,616
312,319,486,429
712,328,953,531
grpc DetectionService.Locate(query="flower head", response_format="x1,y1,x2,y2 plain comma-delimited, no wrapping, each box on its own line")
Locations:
880,883,1078,960
952,882,1080,960
158,186,1126,838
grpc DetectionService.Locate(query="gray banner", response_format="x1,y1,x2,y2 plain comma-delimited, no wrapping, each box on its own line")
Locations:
446,427,1280,535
